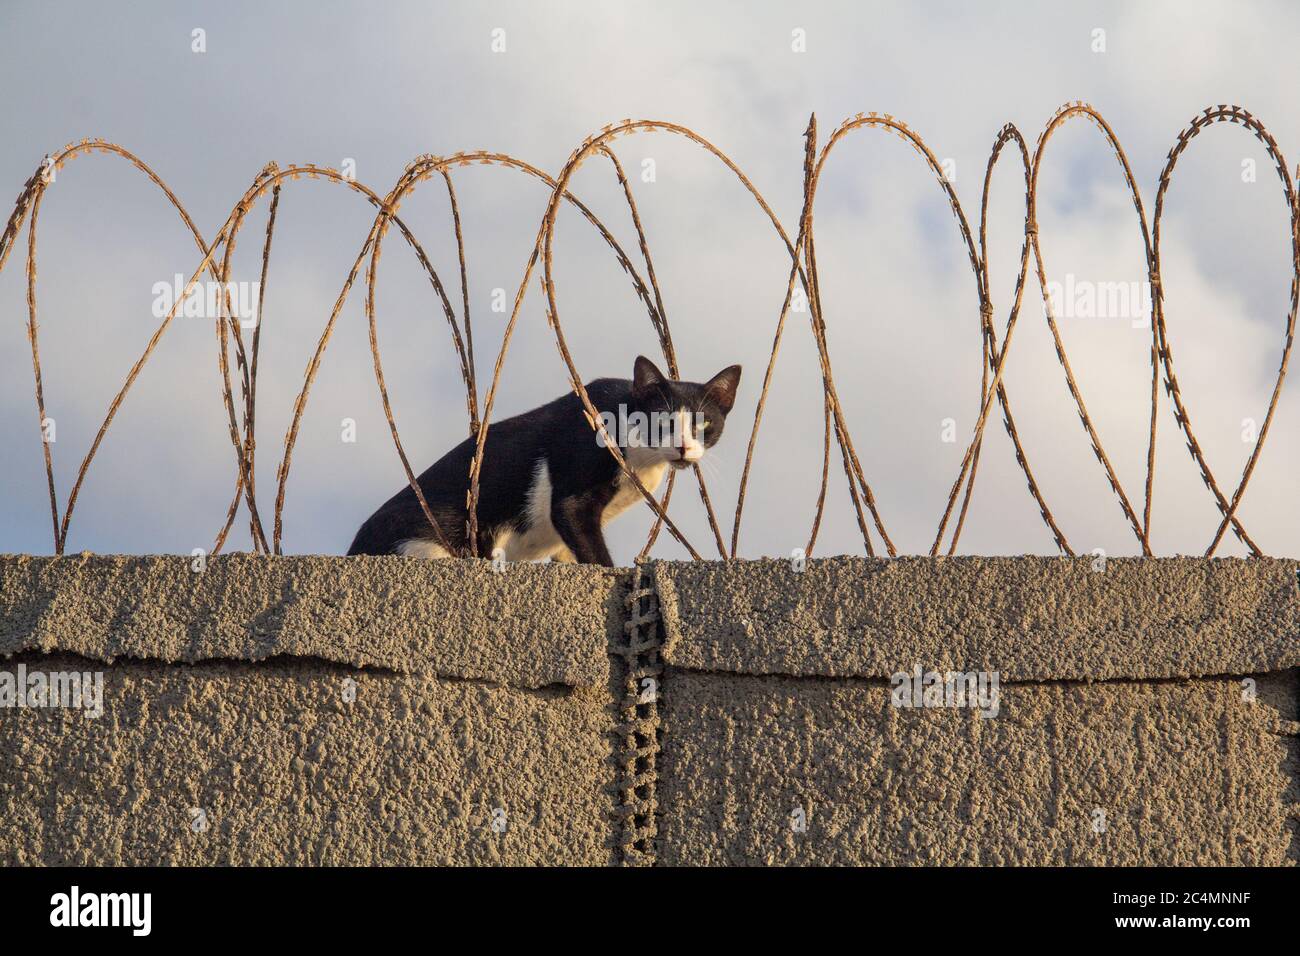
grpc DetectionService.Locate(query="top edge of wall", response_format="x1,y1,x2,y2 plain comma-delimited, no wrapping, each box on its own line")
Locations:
5,554,1296,686
0,555,622,688
649,556,1300,682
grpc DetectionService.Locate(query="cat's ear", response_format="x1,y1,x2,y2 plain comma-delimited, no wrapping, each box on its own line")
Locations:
633,355,668,390
704,365,742,413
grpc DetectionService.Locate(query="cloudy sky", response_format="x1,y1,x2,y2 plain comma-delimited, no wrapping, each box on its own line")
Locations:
0,0,1296,561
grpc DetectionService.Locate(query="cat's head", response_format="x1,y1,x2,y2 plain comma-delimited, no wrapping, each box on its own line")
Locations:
626,355,742,469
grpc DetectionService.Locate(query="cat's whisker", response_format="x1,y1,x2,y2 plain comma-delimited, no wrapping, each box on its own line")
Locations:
698,454,725,482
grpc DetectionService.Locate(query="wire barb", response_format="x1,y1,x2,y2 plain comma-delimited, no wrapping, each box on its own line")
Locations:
1,103,1291,559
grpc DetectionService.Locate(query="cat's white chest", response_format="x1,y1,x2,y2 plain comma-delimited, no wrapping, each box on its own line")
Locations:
604,460,668,524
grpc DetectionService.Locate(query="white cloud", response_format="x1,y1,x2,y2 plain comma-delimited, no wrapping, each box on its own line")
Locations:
0,0,1295,557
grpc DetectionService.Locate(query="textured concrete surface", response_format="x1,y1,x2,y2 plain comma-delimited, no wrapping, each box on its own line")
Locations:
0,654,616,865
0,556,623,865
0,555,620,687
657,670,1298,866
653,556,1300,681
1,555,1295,866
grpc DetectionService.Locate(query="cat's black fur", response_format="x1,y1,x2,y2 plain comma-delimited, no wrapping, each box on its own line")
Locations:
347,356,741,566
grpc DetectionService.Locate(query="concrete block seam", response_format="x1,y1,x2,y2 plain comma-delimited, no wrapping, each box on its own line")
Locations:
609,563,664,866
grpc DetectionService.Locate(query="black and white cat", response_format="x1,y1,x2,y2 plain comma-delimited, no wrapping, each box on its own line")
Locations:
347,356,741,566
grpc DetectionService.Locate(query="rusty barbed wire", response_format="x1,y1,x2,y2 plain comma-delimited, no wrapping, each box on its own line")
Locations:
1,104,1293,560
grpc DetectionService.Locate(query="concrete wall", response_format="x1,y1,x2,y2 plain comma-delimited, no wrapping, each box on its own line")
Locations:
1,554,1296,866
0,555,624,865
652,558,1300,865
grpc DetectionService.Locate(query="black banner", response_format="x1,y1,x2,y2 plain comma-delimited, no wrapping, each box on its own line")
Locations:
0,865,1286,940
